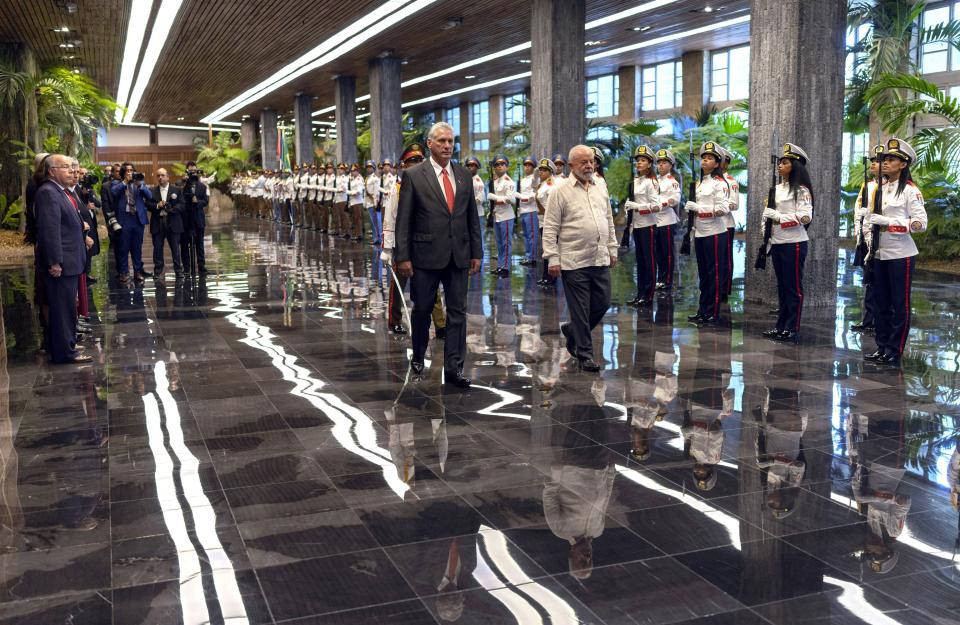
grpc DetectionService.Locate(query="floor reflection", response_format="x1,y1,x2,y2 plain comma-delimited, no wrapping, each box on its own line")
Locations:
0,212,958,624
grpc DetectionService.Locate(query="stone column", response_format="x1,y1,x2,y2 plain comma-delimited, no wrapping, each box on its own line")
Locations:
294,93,313,167
260,108,279,171
530,0,585,160
617,65,641,124
335,76,358,166
369,57,402,165
240,117,258,153
458,102,470,156
744,0,845,307
681,51,708,118
488,94,503,150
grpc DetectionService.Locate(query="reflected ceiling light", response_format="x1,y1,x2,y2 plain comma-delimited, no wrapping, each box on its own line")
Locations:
114,0,152,123
124,0,185,123
202,0,440,123
518,59,531,64
464,74,476,79
402,71,531,108
585,15,751,62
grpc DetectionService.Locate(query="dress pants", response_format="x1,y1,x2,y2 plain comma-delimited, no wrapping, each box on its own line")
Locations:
632,225,656,300
694,232,729,318
152,228,182,275
770,241,807,332
873,255,915,357
519,212,538,262
368,207,382,243
495,219,514,269
860,282,876,326
194,227,206,271
273,200,281,221
119,224,145,275
389,264,408,327
725,227,735,296
45,273,79,363
181,229,204,272
409,260,468,374
654,224,675,287
560,265,611,360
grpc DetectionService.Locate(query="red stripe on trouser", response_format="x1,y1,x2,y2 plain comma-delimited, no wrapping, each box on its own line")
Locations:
713,235,720,317
648,227,656,298
667,226,672,283
897,257,912,355
794,243,803,331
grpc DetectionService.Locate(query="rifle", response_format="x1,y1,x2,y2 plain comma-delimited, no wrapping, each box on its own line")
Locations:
679,131,695,256
486,164,496,228
376,172,385,214
853,155,870,267
620,167,634,248
863,166,883,285
754,130,780,270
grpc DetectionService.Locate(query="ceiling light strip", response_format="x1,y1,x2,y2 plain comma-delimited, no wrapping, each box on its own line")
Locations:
114,0,152,123
202,0,439,123
401,72,531,108
123,0,186,123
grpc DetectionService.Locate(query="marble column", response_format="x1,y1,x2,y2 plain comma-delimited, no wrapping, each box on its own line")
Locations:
294,94,313,167
617,65,641,124
369,57,402,165
260,108,279,171
681,51,708,118
530,0,585,160
458,102,470,156
240,118,258,154
744,0,845,307
335,76,358,166
488,94,503,150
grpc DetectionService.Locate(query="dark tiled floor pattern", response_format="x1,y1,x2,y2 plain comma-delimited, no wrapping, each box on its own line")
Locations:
1,208,959,624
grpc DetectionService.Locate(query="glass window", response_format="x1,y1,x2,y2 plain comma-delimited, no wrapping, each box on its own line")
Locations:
710,45,750,102
921,5,952,73
845,24,872,84
640,60,682,111
471,100,489,134
586,74,619,118
444,107,460,131
586,126,616,143
641,67,656,111
503,93,526,127
472,139,489,152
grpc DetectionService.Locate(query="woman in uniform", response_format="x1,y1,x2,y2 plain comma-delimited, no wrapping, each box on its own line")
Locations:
624,145,659,307
654,148,680,292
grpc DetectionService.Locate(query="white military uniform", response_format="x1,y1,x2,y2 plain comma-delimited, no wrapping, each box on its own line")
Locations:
766,183,813,247
471,173,486,216
656,173,680,227
689,175,730,238
488,174,516,222
517,174,538,215
624,175,660,232
872,180,927,260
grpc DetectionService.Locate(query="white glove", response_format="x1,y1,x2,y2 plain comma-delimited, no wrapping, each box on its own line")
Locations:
867,213,892,227
651,204,662,213
762,207,780,222
685,201,699,212
380,249,393,263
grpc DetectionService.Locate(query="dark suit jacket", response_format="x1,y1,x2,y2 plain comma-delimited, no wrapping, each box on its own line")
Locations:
395,160,482,270
182,180,209,230
35,180,87,276
146,184,185,234
110,180,151,226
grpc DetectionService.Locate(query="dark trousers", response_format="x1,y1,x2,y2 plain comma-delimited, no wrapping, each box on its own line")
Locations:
632,225,656,300
873,255,915,356
118,224,145,274
409,260,468,373
561,265,611,360
45,274,79,363
389,264,408,327
180,229,204,272
861,282,876,326
726,227,735,296
694,232,729,318
771,241,807,332
152,229,182,275
655,224,675,287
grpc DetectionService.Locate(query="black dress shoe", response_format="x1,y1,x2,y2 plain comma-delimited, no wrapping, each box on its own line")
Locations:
879,352,901,366
410,360,424,375
762,328,783,338
687,313,704,323
390,324,408,335
637,298,653,307
768,308,780,315
850,322,868,332
579,358,601,372
699,316,721,324
140,270,153,278
774,330,798,342
444,371,471,388
86,275,97,284
864,349,885,361
626,296,640,306
435,327,446,340
560,323,576,358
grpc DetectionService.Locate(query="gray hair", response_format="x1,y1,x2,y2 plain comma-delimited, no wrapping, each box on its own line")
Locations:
568,144,593,162
428,121,455,141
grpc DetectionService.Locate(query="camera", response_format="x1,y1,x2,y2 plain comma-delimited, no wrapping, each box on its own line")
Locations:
187,169,203,183
80,173,98,189
132,171,145,182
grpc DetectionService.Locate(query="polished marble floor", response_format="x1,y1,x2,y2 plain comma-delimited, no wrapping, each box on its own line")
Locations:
1,206,959,624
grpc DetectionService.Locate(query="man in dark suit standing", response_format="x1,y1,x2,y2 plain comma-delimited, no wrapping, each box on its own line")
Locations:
35,154,91,364
395,122,482,388
146,168,184,280
181,161,209,275
111,162,152,285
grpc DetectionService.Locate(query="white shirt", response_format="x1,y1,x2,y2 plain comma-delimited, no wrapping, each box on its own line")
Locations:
430,156,457,197
518,173,538,214
471,174,486,215
347,174,364,205
541,175,618,270
656,173,680,227
488,174,516,223
159,184,169,202
874,179,926,260
853,179,878,244
722,172,740,229
536,177,556,216
689,175,730,238
624,175,659,230
364,173,380,208
334,173,349,203
768,183,813,246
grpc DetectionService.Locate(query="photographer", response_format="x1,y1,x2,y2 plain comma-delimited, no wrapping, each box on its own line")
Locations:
110,162,152,285
145,168,184,280
101,164,123,272
76,166,101,284
180,161,209,275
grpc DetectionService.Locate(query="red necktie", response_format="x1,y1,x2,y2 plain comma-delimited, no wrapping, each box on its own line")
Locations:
441,169,454,214
64,189,78,209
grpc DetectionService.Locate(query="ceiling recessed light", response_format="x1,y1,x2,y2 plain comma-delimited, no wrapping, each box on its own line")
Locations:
177,116,184,120
641,25,651,31
704,6,714,12
464,74,476,79
518,59,531,64
585,40,605,46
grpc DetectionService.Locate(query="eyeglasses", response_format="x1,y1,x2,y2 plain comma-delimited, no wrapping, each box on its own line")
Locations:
49,165,72,169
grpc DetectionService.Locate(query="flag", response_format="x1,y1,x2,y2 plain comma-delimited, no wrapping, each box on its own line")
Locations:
277,126,291,171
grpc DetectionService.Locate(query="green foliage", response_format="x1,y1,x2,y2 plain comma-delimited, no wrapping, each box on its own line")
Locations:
173,132,249,187
0,193,24,229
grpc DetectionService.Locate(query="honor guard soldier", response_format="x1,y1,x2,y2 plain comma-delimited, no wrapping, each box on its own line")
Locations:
863,138,927,366
364,160,381,244
291,164,302,226
487,154,516,277
624,145,660,307
334,162,350,237
535,158,557,287
552,153,568,180
517,156,540,267
718,147,739,299
347,163,365,241
684,142,731,324
305,164,319,230
654,148,680,291
591,146,607,190
464,157,487,257
283,170,296,225
851,144,884,333
320,162,336,233
761,143,814,342
378,158,398,240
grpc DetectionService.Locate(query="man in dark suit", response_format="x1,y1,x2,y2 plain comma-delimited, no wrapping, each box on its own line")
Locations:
146,168,185,279
35,154,91,364
110,162,152,285
395,122,482,388
181,161,209,275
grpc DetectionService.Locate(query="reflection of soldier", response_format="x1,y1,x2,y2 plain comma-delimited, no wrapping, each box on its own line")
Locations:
545,376,617,579
847,413,912,574
0,305,24,554
949,448,959,509
384,366,448,494
491,278,517,372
